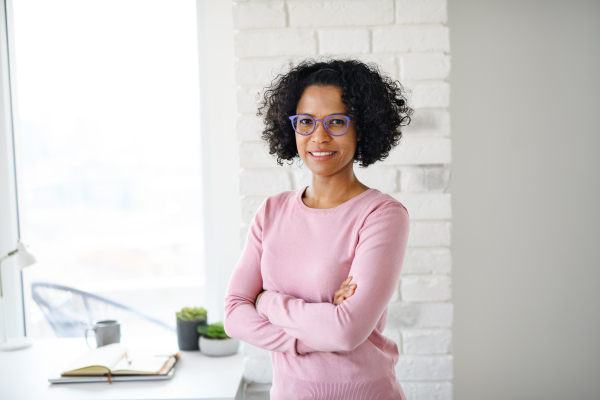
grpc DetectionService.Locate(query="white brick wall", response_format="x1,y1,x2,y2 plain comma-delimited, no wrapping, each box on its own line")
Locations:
288,1,394,28
232,0,452,398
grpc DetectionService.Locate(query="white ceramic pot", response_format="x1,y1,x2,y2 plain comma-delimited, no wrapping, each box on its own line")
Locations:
199,336,240,357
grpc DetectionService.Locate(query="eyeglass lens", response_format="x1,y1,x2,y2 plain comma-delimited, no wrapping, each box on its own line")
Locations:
293,115,349,136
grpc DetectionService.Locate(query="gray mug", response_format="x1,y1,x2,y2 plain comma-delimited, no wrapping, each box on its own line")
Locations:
85,320,121,349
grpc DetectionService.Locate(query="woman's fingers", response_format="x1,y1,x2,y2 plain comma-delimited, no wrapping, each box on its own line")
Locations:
339,276,353,289
333,283,357,305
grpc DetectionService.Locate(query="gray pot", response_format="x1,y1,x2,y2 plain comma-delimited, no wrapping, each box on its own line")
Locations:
176,318,207,351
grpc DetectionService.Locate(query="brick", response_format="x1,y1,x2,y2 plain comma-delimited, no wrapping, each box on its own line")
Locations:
236,58,291,86
400,275,451,301
399,166,425,192
288,55,314,68
233,2,286,30
396,0,448,24
354,166,398,193
235,30,317,58
242,196,267,224
242,342,270,359
289,1,393,28
372,25,450,53
382,327,402,352
403,109,450,136
391,193,452,220
387,302,453,328
240,224,250,249
401,329,452,354
319,28,370,54
425,165,451,192
361,54,398,79
395,355,453,380
390,284,400,302
244,357,273,383
237,114,264,142
383,137,452,165
290,165,312,190
408,221,451,247
400,53,451,80
240,169,292,196
400,382,453,400
407,81,450,108
402,247,452,274
239,141,282,168
237,86,263,114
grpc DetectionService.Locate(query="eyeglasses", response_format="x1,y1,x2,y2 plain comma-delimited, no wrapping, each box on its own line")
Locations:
288,114,354,136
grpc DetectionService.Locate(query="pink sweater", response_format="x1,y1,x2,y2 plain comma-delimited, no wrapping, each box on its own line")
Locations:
224,186,410,400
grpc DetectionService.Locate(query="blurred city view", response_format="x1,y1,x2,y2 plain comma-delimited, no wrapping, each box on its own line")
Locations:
12,0,205,337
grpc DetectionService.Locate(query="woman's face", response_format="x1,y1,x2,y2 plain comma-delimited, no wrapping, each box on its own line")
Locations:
295,84,359,177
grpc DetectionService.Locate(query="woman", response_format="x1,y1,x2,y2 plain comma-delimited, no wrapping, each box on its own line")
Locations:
224,59,412,400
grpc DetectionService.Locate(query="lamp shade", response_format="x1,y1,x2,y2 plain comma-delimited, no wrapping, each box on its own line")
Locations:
15,241,36,269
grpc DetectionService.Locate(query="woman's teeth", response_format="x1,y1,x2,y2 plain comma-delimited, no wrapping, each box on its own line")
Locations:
311,152,335,156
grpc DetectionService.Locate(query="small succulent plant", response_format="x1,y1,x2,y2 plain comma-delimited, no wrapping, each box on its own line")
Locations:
197,321,230,339
176,306,207,321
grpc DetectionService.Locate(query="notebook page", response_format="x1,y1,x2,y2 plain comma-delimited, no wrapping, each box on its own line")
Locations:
112,353,170,374
62,343,128,373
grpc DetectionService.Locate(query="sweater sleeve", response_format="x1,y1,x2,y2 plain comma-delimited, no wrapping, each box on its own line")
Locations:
223,199,317,357
256,203,409,352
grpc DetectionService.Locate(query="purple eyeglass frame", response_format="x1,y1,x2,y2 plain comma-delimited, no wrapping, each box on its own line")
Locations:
288,114,354,136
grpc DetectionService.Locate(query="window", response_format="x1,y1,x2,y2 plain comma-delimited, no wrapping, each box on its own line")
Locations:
12,0,203,338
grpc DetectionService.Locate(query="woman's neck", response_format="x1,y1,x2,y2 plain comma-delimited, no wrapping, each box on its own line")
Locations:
303,169,370,209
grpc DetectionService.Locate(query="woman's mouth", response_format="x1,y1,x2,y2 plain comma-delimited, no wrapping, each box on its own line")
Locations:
308,151,337,161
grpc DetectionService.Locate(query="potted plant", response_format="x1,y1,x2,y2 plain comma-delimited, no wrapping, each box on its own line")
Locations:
176,306,207,351
197,322,239,357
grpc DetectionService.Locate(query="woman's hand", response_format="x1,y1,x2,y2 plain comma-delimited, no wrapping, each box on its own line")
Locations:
333,276,357,305
255,290,266,311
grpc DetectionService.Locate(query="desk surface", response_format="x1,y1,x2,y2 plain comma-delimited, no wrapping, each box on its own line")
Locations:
0,336,243,400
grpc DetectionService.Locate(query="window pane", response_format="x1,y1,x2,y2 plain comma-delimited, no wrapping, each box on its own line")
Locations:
12,0,203,338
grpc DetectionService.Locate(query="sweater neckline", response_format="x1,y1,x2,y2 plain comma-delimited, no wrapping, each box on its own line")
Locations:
296,185,376,214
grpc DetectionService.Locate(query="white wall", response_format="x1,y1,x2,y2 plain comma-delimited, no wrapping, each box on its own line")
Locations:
449,1,600,399
196,0,240,324
233,1,453,399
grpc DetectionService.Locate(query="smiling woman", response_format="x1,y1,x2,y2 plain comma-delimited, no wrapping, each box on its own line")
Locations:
258,60,412,169
224,59,414,400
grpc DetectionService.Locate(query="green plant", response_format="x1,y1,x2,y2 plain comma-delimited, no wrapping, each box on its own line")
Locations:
176,306,207,321
197,321,230,339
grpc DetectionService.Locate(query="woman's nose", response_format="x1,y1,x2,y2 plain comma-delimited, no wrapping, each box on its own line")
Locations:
311,121,330,141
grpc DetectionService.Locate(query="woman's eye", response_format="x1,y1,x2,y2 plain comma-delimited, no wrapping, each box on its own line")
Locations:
328,118,345,125
299,118,312,125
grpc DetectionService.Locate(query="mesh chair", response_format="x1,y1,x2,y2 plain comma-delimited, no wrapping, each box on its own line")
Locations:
31,282,176,338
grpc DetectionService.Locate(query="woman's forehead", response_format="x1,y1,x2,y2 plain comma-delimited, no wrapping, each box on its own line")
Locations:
296,85,346,114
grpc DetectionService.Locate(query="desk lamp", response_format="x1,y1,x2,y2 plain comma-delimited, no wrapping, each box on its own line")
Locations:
0,240,37,351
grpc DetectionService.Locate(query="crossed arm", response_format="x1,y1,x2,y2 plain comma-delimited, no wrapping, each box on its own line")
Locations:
223,201,409,355
223,200,314,357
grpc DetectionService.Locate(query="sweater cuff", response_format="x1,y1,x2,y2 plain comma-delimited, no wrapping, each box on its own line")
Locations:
256,290,277,320
296,340,316,355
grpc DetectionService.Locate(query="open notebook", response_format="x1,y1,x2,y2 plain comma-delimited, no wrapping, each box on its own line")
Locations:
49,343,179,384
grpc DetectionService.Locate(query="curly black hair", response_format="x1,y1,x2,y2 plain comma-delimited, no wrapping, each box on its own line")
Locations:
257,58,413,168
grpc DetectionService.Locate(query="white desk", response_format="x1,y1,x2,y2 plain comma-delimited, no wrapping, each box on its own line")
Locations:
0,336,244,400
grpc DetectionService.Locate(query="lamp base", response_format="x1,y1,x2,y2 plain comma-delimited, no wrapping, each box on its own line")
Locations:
0,336,33,351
